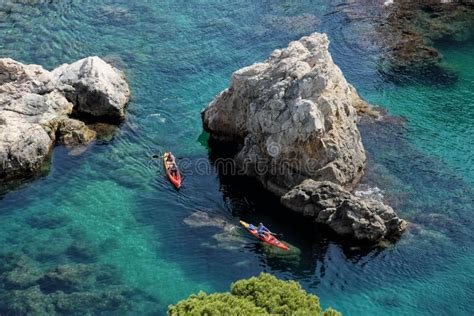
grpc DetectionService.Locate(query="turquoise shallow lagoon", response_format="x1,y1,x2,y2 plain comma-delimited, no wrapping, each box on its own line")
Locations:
0,1,473,315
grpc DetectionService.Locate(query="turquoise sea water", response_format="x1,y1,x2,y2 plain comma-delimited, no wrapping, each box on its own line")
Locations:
0,1,473,315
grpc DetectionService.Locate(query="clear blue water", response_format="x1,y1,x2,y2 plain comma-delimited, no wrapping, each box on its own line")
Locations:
0,1,473,315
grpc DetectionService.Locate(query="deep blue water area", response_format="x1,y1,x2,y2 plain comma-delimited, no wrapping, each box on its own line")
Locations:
0,1,473,315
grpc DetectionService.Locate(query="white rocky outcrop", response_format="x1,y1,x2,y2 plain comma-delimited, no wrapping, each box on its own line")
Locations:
0,57,130,184
202,33,406,242
52,57,130,121
203,33,366,193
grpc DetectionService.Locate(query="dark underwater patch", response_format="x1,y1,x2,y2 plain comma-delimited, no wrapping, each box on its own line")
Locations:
0,253,139,315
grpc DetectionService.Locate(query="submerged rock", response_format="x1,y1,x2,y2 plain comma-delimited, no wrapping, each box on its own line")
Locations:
26,211,70,229
0,255,42,290
38,264,111,294
341,0,474,80
87,122,119,142
57,118,96,147
51,288,130,314
1,286,56,315
202,33,405,242
205,232,247,251
0,57,130,185
0,285,130,315
263,13,320,35
385,0,474,68
184,211,238,234
281,180,407,242
65,240,99,263
0,254,130,315
184,211,244,250
97,5,131,20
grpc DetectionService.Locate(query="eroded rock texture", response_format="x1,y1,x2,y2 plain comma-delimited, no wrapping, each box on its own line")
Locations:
203,33,366,193
202,33,406,242
0,57,130,184
282,180,407,241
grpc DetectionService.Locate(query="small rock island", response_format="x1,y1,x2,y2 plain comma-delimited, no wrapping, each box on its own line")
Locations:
202,33,407,243
0,57,130,185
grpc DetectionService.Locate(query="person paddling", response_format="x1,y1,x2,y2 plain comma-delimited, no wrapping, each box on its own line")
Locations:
166,153,178,175
163,152,182,189
166,152,175,162
170,164,178,177
257,222,271,237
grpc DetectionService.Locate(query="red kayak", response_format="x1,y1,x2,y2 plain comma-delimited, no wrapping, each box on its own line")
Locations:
240,220,289,251
163,152,182,189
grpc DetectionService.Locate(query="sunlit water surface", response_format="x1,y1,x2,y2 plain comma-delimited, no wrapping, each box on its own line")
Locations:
0,1,473,315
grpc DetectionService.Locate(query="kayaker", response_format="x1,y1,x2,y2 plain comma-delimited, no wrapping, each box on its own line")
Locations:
166,152,174,162
257,223,270,236
170,164,178,177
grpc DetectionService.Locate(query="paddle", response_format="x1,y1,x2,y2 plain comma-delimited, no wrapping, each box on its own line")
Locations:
248,223,284,238
152,154,182,160
268,231,284,238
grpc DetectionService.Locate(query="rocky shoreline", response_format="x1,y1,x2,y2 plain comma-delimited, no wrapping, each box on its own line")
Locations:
202,33,407,243
0,57,130,186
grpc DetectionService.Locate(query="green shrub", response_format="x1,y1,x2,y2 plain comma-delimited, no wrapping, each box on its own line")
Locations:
322,307,341,316
230,273,321,315
168,273,341,316
168,291,265,315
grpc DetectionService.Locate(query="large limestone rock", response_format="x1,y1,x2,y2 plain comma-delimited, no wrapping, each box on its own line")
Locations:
203,33,366,193
281,180,407,242
52,57,130,121
0,57,130,184
202,33,406,242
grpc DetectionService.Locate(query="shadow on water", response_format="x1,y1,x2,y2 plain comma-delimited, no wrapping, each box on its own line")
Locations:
184,110,474,296
203,137,389,270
